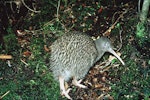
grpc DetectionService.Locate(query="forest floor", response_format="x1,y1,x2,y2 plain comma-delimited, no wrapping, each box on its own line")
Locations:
0,0,150,100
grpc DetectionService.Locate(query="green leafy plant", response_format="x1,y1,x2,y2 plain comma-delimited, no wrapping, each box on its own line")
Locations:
136,22,149,46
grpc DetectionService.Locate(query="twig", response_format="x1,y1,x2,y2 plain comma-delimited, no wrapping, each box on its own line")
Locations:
138,0,141,13
21,0,41,13
0,54,12,59
20,59,29,66
5,0,40,13
117,27,123,51
56,0,61,21
0,91,10,99
10,1,15,13
103,9,128,36
112,12,118,23
4,1,15,13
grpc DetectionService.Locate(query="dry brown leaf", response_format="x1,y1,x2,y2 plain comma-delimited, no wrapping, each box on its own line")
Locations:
23,51,32,57
94,83,103,89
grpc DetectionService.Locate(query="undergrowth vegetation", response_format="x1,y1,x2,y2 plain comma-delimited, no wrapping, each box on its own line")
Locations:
0,32,63,99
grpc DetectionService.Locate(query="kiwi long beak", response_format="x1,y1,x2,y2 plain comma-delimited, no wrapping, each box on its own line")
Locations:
108,48,125,65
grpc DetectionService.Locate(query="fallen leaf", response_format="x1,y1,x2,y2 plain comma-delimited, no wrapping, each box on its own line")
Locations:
23,51,32,57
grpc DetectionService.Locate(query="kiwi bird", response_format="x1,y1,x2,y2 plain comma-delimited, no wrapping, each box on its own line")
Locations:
50,31,125,99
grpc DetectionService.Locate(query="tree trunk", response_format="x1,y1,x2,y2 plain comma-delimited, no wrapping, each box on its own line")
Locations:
140,0,150,22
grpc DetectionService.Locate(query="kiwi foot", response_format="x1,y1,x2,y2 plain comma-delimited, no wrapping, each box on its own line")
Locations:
72,78,87,88
59,76,72,100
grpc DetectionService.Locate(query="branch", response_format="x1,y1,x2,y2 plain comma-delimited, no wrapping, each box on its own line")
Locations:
103,9,128,36
21,0,41,13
